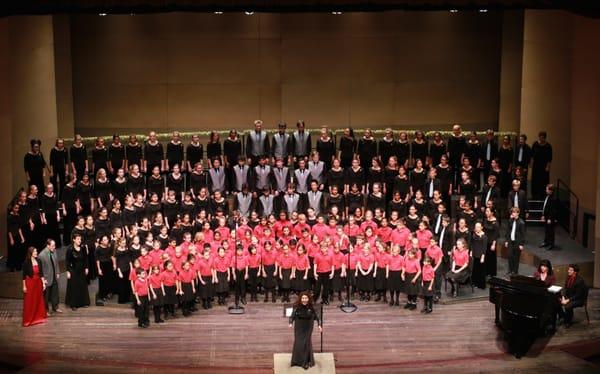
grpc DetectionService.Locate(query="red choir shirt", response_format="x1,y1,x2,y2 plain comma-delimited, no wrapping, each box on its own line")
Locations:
311,223,329,241
196,257,213,277
237,224,252,239
273,220,293,238
358,252,375,270
332,234,350,251
150,249,165,267
139,254,153,271
390,227,411,247
253,224,268,238
326,225,338,238
360,220,378,235
452,249,470,267
403,257,421,274
165,245,177,259
278,235,293,246
262,249,278,266
148,273,162,289
388,254,404,271
425,245,443,266
247,253,261,269
313,251,333,273
416,229,433,249
210,241,221,255
293,223,310,238
180,242,194,256
422,264,435,282
178,268,196,284
343,223,362,238
346,252,359,270
306,242,320,258
331,251,345,270
295,254,310,271
215,226,231,240
233,254,249,270
365,235,378,248
129,269,139,282
213,255,231,272
171,254,186,273
375,251,390,269
201,229,214,243
378,226,393,243
134,278,149,296
161,269,178,287
277,253,295,269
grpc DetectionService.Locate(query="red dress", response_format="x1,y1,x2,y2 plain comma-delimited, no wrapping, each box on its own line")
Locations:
23,264,47,327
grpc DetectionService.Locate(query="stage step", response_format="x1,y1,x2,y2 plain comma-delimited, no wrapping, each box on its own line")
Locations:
274,353,335,374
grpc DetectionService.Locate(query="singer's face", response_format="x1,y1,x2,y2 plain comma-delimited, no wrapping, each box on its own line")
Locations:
301,295,309,305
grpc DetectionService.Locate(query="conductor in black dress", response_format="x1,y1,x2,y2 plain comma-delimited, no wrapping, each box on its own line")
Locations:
289,291,322,370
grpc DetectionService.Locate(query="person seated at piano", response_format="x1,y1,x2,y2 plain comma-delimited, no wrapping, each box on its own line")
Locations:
558,264,588,328
533,259,556,287
446,238,471,298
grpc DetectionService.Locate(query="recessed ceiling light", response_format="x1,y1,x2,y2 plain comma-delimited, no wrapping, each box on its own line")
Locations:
332,11,343,15
98,12,107,16
245,11,254,15
479,9,488,13
214,11,223,15
449,9,458,13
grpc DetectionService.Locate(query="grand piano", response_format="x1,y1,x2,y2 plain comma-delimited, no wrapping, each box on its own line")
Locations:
489,275,560,358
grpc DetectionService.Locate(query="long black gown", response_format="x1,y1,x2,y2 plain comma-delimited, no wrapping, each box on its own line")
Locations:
65,245,90,308
289,304,321,368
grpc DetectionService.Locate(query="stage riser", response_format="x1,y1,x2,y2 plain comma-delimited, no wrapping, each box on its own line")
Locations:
0,272,24,299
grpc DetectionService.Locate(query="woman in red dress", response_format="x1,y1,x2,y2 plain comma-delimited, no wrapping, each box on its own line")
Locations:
22,247,47,327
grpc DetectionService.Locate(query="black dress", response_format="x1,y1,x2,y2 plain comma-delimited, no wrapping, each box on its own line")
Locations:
483,219,499,277
65,245,90,308
338,136,356,168
316,138,336,170
289,304,321,369
357,137,377,170
24,152,46,189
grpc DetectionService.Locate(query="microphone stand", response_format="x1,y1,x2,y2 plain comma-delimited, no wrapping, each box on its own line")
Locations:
339,245,357,313
228,221,245,314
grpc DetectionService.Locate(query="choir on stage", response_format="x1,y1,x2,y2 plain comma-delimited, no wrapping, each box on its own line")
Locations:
12,122,564,327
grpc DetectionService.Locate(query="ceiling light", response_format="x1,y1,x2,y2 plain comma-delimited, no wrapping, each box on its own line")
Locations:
449,9,458,13
332,11,343,15
479,9,488,13
98,12,107,16
245,11,254,15
214,11,223,15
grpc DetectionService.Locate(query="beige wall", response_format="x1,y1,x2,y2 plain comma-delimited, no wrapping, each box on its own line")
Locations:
53,15,75,138
70,11,502,136
0,18,12,257
520,10,573,186
498,10,523,133
9,16,60,193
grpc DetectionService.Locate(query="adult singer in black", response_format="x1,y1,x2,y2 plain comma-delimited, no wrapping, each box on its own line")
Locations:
289,291,322,370
540,183,557,250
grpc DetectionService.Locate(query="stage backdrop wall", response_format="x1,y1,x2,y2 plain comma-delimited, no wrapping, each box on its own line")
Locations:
69,11,503,136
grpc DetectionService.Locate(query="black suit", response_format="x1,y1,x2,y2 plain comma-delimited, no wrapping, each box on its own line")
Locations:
542,194,558,247
423,178,441,200
559,275,587,324
507,189,528,219
504,218,525,274
481,185,500,208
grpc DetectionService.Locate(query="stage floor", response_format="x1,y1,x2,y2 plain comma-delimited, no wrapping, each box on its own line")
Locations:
1,292,599,373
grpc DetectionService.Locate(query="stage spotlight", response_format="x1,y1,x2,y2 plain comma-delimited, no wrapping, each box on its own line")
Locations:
331,11,343,15
449,9,458,13
479,9,488,13
129,12,135,16
98,12,107,16
214,11,223,15
245,11,254,15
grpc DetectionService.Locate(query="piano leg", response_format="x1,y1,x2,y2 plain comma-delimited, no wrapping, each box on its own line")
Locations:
494,303,501,326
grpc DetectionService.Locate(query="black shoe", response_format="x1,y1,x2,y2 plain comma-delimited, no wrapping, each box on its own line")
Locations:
539,242,548,248
272,297,277,303
264,296,269,303
409,304,417,310
389,300,395,306
421,307,427,313
323,300,329,305
158,319,165,323
404,303,411,309
425,308,432,314
383,297,388,304
394,300,400,306
547,246,555,251
138,323,144,328
241,298,247,305
433,295,440,303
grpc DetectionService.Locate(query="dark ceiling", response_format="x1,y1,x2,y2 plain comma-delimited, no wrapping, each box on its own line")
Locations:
2,0,599,17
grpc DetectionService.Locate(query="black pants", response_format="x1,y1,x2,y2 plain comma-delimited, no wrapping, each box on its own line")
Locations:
313,272,331,302
45,280,60,311
50,171,66,200
544,221,555,247
137,296,150,326
234,269,246,304
507,242,521,274
558,300,584,324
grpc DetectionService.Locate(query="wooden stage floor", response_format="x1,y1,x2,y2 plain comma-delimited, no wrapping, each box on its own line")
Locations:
1,291,599,373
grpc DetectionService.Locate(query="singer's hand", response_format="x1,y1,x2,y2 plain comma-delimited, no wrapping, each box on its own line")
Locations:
289,324,293,328
318,325,323,333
